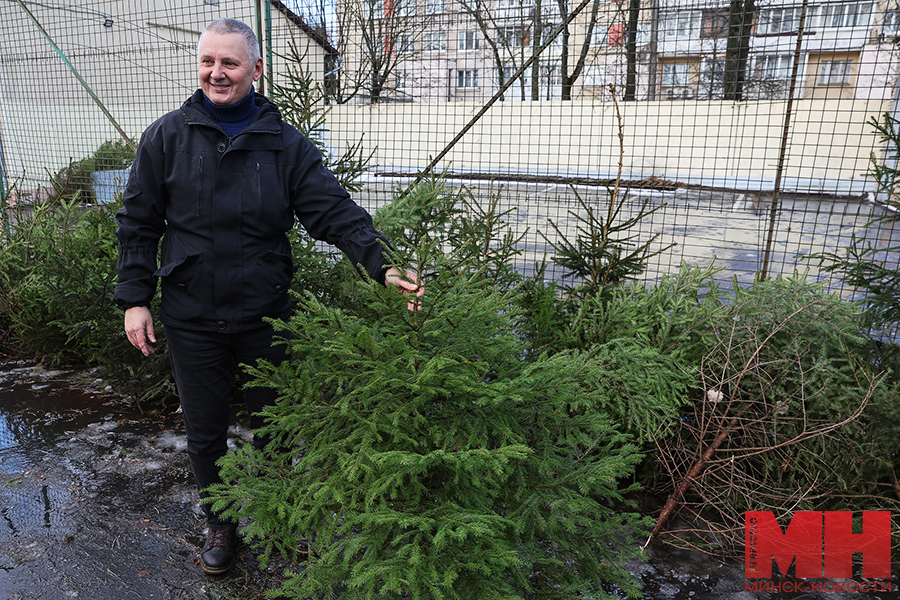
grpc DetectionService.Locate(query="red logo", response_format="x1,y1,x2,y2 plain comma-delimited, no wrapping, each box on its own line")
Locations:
745,511,891,579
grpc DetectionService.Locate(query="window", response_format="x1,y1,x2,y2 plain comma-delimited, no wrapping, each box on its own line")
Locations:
498,25,530,47
395,0,415,16
541,23,562,47
367,0,385,19
425,0,445,14
424,31,447,51
635,22,651,46
594,22,650,46
747,55,794,98
457,69,479,87
539,64,562,87
497,0,535,8
661,63,689,86
819,2,873,28
660,11,701,40
884,10,900,36
756,54,793,80
700,8,728,38
591,22,623,46
818,59,852,85
397,34,415,53
458,30,479,50
699,57,725,98
757,7,803,34
699,57,725,84
395,70,408,91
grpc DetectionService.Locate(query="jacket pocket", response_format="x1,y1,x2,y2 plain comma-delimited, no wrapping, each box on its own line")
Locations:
246,159,289,225
154,254,206,322
257,251,294,296
168,152,206,221
154,253,201,282
249,251,295,320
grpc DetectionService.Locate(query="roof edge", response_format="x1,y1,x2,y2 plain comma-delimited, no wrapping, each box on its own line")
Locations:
268,0,339,56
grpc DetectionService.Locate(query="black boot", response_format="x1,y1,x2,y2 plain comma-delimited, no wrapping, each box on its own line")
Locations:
200,528,237,575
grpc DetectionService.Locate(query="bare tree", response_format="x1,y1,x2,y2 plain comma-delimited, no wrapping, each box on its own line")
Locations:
331,0,430,103
458,0,607,101
556,0,605,100
623,0,641,100
457,0,531,100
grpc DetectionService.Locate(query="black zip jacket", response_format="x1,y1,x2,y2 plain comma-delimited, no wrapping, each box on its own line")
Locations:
114,90,392,332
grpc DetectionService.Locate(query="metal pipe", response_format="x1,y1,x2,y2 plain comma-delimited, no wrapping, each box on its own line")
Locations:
265,0,274,92
256,0,266,96
0,129,8,242
758,0,808,281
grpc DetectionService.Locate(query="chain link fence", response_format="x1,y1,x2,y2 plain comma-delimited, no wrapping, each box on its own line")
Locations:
1,0,898,291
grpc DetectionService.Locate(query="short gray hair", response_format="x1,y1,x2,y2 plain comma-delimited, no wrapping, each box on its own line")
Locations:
198,18,260,64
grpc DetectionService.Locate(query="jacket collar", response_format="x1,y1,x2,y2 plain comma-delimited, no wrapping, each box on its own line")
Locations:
181,89,284,149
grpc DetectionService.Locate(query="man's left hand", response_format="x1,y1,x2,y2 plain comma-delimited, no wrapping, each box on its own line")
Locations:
384,267,424,311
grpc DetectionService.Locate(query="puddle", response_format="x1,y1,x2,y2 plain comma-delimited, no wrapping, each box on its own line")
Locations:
0,359,895,599
0,360,249,599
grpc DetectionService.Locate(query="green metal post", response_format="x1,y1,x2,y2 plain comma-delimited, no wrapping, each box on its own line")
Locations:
265,1,274,90
0,155,8,242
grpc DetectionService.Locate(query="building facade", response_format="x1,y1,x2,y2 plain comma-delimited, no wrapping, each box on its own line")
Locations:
332,0,900,102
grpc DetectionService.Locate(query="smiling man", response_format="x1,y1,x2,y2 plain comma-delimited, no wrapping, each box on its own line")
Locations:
114,18,422,576
198,25,262,106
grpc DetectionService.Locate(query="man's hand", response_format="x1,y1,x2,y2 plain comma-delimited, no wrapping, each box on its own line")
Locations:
124,306,156,356
384,267,424,312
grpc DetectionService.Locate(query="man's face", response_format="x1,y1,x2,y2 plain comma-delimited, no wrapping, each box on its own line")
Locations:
198,31,262,106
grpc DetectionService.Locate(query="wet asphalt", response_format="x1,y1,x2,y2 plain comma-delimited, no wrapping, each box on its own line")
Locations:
0,360,302,599
0,360,896,600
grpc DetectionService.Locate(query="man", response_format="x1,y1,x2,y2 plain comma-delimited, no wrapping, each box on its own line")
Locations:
114,18,421,575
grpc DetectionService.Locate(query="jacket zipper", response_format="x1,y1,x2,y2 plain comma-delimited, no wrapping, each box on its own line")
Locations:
198,155,204,215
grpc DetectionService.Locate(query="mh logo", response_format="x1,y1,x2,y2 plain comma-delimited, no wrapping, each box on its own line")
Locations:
745,511,892,579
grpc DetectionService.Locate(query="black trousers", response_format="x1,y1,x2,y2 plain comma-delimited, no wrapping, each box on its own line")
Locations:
165,324,289,530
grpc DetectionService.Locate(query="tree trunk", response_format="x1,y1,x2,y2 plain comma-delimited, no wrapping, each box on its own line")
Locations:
723,0,755,101
624,0,641,100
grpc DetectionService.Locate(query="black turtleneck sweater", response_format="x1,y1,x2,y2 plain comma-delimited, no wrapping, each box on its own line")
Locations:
202,88,260,137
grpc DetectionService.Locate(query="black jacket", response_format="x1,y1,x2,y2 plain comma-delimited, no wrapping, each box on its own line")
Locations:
114,90,392,332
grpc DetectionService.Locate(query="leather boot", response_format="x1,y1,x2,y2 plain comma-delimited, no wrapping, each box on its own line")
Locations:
200,528,237,575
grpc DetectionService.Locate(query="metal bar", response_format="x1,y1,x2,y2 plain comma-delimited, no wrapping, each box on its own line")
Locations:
256,0,266,96
265,0,274,95
758,0,808,281
0,136,8,242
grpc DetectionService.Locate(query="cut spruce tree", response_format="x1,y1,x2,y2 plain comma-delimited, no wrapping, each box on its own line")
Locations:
205,180,652,599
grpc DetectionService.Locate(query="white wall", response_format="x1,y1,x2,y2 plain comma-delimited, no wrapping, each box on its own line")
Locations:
328,97,892,194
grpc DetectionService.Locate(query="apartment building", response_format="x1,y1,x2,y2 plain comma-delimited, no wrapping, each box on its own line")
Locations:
335,0,900,102
653,0,898,101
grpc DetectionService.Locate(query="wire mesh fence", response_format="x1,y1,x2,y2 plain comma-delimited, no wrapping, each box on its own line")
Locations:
1,0,898,292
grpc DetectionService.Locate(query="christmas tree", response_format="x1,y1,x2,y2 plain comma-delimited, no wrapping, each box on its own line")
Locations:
207,179,650,599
